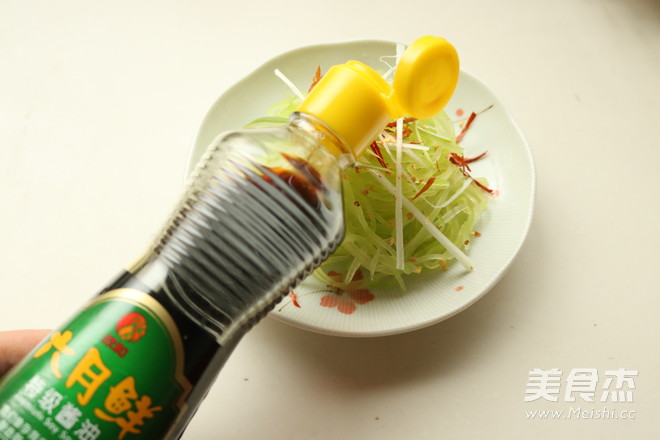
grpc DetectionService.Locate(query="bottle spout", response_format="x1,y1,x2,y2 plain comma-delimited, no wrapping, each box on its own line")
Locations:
296,36,460,158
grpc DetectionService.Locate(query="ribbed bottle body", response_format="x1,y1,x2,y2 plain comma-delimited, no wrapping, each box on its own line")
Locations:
0,113,350,439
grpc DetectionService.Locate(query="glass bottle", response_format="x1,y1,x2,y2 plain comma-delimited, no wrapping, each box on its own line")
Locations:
0,36,458,439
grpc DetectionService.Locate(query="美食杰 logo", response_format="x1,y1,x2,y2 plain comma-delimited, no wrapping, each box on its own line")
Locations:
523,368,639,421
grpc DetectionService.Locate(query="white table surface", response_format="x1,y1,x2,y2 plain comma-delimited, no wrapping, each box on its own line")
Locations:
2,0,659,438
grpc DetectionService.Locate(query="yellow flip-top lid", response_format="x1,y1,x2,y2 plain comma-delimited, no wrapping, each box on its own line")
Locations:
296,36,459,157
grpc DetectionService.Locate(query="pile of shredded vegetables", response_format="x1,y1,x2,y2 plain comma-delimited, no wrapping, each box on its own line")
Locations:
248,67,493,290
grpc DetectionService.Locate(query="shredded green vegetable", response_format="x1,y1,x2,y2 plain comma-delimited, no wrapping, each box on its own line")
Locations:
250,78,490,290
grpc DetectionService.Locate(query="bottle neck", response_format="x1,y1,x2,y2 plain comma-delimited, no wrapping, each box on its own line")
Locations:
288,111,356,170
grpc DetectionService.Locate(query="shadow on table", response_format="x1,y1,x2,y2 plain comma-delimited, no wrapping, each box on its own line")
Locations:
253,260,528,392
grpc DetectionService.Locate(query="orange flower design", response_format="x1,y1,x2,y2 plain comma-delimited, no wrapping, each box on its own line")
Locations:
319,271,374,315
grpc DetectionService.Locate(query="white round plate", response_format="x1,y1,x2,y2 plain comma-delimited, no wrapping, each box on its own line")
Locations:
186,39,535,337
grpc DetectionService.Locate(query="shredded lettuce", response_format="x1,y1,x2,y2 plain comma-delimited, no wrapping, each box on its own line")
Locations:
250,73,490,290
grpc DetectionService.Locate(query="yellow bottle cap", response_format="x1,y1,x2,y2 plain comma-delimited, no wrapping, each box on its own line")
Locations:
296,36,459,157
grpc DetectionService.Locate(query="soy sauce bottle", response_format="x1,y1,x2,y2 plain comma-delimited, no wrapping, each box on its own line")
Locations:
0,36,459,439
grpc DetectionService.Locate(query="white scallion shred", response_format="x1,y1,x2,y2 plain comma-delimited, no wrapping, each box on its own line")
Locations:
368,169,474,271
417,125,454,142
393,42,406,272
398,143,430,151
394,117,405,270
274,68,305,100
441,203,468,224
379,133,418,186
424,177,473,209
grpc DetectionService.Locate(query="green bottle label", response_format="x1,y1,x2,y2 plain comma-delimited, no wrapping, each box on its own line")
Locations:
0,288,191,440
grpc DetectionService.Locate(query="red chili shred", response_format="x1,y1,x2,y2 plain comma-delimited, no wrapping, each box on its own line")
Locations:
289,291,301,308
455,105,494,143
464,151,488,163
308,66,322,92
448,152,495,194
411,177,436,201
456,112,477,143
385,117,416,127
370,141,389,169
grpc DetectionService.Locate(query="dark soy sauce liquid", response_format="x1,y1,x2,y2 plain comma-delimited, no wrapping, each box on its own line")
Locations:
110,151,345,437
